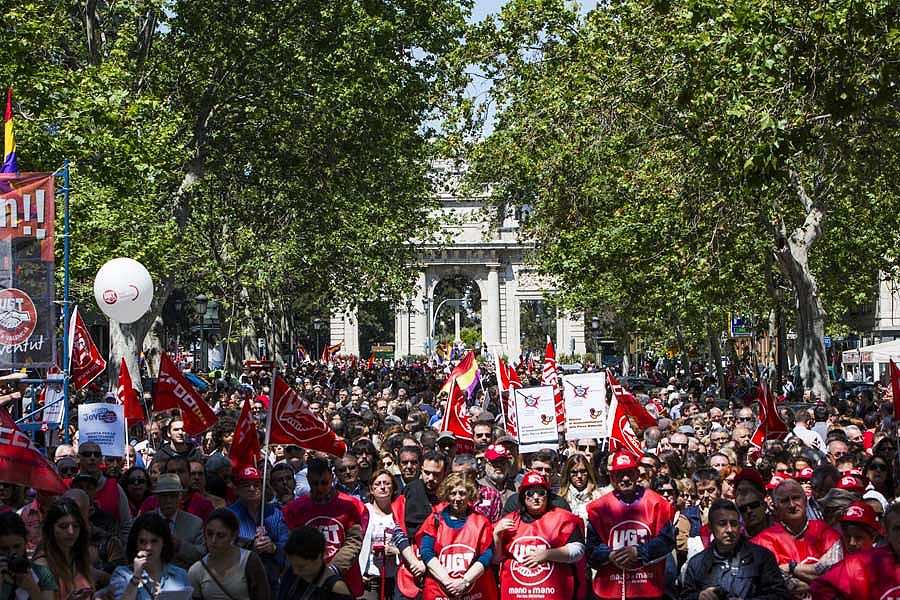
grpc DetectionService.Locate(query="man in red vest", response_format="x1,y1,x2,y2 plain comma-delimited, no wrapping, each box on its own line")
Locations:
750,478,842,598
282,456,367,598
810,502,900,599
586,451,674,600
75,442,130,530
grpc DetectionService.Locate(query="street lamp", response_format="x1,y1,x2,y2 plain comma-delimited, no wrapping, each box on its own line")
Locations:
591,316,601,367
312,318,324,361
405,300,414,360
193,294,209,372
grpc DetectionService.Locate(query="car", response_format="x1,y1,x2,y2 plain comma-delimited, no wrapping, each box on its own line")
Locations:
619,376,657,393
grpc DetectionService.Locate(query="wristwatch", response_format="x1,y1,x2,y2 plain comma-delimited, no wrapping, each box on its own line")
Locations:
788,560,798,576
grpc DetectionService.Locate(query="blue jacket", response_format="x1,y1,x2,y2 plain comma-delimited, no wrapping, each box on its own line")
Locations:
228,500,289,593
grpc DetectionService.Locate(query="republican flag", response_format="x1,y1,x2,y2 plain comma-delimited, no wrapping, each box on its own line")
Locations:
296,345,309,363
321,340,343,362
366,353,375,369
116,357,144,424
889,360,900,421
2,89,16,174
269,376,346,456
541,338,565,427
68,305,107,390
607,373,644,457
439,377,474,454
0,408,66,493
230,398,260,472
495,355,522,437
749,378,789,448
154,352,218,435
606,369,657,429
438,350,480,399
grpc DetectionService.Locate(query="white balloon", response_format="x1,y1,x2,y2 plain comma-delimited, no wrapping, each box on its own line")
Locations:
93,258,154,324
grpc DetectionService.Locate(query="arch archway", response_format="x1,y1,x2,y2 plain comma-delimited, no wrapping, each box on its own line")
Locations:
432,275,482,347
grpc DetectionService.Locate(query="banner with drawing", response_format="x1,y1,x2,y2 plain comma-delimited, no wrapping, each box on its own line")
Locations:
513,385,558,452
561,372,608,440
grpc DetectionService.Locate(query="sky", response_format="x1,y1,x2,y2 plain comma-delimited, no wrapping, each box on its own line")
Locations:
471,0,507,22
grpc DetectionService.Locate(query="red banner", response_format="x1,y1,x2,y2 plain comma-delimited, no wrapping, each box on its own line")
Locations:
750,379,789,447
230,398,260,472
541,339,565,427
0,407,66,494
890,360,900,421
155,353,218,435
607,372,643,457
270,376,345,456
116,357,144,424
69,305,106,390
439,377,474,454
606,369,657,429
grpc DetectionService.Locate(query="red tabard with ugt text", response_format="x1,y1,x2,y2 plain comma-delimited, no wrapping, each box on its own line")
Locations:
281,491,368,597
420,509,497,600
809,545,900,600
497,508,586,600
586,489,673,600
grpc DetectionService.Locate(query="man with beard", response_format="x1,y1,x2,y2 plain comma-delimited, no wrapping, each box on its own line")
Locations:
751,479,842,598
391,450,448,600
479,443,516,502
587,451,675,600
395,446,422,493
351,439,377,490
282,457,367,599
681,499,787,600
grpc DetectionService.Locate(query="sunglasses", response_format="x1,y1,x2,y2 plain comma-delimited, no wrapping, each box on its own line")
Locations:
869,463,890,472
79,451,102,458
576,445,597,452
59,467,78,476
570,469,589,476
737,500,763,513
670,442,688,448
658,487,675,495
524,488,547,498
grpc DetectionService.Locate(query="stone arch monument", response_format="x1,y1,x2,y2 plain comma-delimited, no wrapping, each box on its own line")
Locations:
330,160,586,359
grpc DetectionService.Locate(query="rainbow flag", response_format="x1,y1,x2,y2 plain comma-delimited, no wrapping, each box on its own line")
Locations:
438,350,480,399
2,89,16,174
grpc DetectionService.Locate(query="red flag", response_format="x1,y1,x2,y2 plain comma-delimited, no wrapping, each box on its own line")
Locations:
439,377,474,454
68,306,106,390
154,353,218,435
889,360,900,421
116,357,144,424
321,340,344,362
541,338,565,427
367,353,375,370
269,376,346,456
605,369,657,429
495,355,522,437
749,379,789,448
607,373,643,457
0,408,66,494
230,398,260,472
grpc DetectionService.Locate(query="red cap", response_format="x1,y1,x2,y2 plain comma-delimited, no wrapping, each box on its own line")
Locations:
841,501,882,533
236,466,262,482
766,472,793,491
609,451,639,472
846,468,864,478
734,468,765,494
837,475,865,493
518,470,550,492
484,444,511,462
797,467,814,481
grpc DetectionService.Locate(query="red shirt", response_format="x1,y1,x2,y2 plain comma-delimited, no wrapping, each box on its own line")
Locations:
810,545,900,599
750,519,841,566
420,509,497,600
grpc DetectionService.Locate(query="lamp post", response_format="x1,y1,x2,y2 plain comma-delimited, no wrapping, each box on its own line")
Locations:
591,316,601,368
193,294,209,373
313,318,323,361
405,300,413,360
422,297,432,356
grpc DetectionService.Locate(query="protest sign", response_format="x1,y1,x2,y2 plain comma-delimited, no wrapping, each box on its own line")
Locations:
513,385,558,453
561,372,608,440
78,403,125,457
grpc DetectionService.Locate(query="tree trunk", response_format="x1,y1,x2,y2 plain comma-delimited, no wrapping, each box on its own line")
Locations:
707,321,725,393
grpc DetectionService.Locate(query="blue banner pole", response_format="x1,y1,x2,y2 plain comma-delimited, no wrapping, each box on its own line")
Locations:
61,160,71,445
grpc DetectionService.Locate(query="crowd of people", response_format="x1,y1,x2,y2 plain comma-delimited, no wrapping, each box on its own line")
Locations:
2,357,900,600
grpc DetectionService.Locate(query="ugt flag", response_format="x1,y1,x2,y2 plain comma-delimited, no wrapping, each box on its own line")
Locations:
155,352,218,434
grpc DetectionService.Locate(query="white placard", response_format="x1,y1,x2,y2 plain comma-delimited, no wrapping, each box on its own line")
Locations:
78,403,125,457
561,372,608,440
41,373,66,428
513,386,558,449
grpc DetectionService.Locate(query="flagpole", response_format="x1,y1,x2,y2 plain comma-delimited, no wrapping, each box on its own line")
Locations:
259,362,276,525
61,161,71,445
495,355,508,430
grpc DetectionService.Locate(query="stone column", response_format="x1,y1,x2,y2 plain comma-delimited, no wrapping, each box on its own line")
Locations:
485,266,502,355
330,309,360,357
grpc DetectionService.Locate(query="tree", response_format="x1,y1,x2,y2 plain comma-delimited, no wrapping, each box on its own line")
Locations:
3,0,471,384
458,0,900,397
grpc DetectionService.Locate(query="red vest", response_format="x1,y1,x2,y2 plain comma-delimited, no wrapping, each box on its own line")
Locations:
282,491,368,597
586,488,673,600
750,519,841,566
392,495,431,598
497,508,586,600
419,508,497,600
95,476,121,521
810,545,900,600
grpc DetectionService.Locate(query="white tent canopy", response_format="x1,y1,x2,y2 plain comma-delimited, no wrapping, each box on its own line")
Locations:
841,338,900,382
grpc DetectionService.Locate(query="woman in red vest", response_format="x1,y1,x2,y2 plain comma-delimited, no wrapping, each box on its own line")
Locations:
420,473,496,600
493,471,587,600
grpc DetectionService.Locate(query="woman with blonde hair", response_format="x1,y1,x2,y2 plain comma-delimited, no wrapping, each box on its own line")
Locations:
420,473,496,600
559,454,602,524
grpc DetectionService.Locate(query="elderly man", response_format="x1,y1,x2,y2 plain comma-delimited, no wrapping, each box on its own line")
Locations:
826,439,849,466
153,473,204,569
810,503,900,599
587,451,675,600
75,442,130,529
681,499,787,600
751,479,842,598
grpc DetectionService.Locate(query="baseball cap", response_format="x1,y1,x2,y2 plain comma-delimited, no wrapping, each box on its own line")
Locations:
766,472,792,491
608,451,639,472
236,466,262,482
518,471,550,492
796,467,814,481
437,431,457,444
677,425,695,436
837,474,865,493
840,501,882,534
484,444,511,462
734,468,766,494
473,410,495,424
